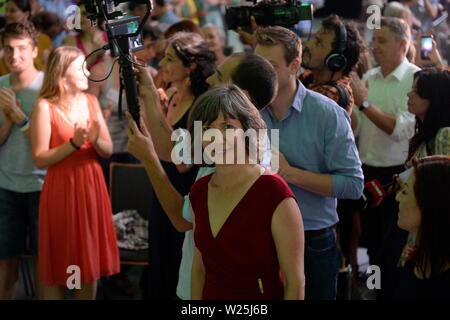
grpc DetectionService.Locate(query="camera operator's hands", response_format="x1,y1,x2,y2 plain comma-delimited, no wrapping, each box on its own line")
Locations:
235,16,258,49
126,111,157,163
135,65,159,99
158,88,170,113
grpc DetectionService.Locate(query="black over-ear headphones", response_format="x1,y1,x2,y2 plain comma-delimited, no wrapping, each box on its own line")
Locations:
325,22,348,73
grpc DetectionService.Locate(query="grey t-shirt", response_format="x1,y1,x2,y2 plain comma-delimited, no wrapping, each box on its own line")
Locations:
0,72,45,193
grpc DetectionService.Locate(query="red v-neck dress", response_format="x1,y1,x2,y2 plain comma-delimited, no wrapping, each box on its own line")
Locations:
190,172,296,300
38,93,120,286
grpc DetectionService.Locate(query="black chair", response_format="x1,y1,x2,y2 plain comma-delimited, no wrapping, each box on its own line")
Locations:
109,163,154,264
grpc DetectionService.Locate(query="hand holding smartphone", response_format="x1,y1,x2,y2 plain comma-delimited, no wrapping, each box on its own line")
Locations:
420,36,433,60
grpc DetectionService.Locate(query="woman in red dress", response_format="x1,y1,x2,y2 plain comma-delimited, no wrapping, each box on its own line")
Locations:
189,85,305,299
31,46,119,299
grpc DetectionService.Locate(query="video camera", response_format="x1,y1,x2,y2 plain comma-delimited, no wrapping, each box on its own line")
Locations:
225,0,313,30
81,0,153,126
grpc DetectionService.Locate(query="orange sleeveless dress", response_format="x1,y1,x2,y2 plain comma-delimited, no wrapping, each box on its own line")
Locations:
38,93,120,286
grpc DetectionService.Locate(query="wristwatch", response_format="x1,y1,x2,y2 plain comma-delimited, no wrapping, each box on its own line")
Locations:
358,100,370,111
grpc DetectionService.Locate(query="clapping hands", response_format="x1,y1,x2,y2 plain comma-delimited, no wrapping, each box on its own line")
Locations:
71,119,100,148
87,119,100,144
72,122,87,148
0,88,26,124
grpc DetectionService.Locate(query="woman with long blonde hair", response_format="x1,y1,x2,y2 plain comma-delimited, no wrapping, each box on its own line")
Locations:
30,46,119,300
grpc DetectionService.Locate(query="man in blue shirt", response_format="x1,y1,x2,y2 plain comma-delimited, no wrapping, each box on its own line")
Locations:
153,0,180,26
38,0,75,46
254,26,364,300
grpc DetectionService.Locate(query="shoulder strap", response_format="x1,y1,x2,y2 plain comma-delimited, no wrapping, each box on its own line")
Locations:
324,81,350,109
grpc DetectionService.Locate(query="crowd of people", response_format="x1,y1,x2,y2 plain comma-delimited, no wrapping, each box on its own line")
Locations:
0,0,449,300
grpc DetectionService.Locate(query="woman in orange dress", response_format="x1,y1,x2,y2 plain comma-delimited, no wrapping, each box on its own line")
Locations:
30,46,119,300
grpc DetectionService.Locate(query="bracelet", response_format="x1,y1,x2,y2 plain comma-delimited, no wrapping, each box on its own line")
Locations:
20,120,30,132
69,138,80,150
17,116,29,128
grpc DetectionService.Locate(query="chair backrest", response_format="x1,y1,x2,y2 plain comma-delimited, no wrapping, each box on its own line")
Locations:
109,163,154,219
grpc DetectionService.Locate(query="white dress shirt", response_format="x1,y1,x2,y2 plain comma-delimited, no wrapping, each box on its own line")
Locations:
354,58,421,167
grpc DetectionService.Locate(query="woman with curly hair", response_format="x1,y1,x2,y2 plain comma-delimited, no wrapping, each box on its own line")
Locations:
137,31,216,299
158,32,215,118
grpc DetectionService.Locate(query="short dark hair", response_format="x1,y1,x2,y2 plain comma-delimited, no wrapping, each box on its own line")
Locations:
31,11,61,32
231,53,278,110
142,23,158,41
188,85,267,164
154,0,167,7
8,0,31,15
164,20,203,39
128,2,147,11
2,21,38,48
322,14,366,76
255,26,301,65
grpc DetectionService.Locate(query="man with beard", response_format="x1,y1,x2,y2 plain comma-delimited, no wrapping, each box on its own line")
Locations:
300,15,367,293
300,14,365,115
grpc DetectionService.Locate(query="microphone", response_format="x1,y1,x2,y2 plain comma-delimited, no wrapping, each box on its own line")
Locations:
355,168,413,211
363,179,392,208
356,179,394,211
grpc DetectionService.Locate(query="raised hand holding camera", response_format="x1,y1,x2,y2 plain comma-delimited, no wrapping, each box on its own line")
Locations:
81,0,153,128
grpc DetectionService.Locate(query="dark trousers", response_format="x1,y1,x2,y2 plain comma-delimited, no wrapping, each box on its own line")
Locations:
360,164,409,300
305,228,341,300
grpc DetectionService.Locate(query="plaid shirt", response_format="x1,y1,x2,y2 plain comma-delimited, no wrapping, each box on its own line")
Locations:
299,70,354,112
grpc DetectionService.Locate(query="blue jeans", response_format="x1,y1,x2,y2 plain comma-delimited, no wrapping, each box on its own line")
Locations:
304,228,340,300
